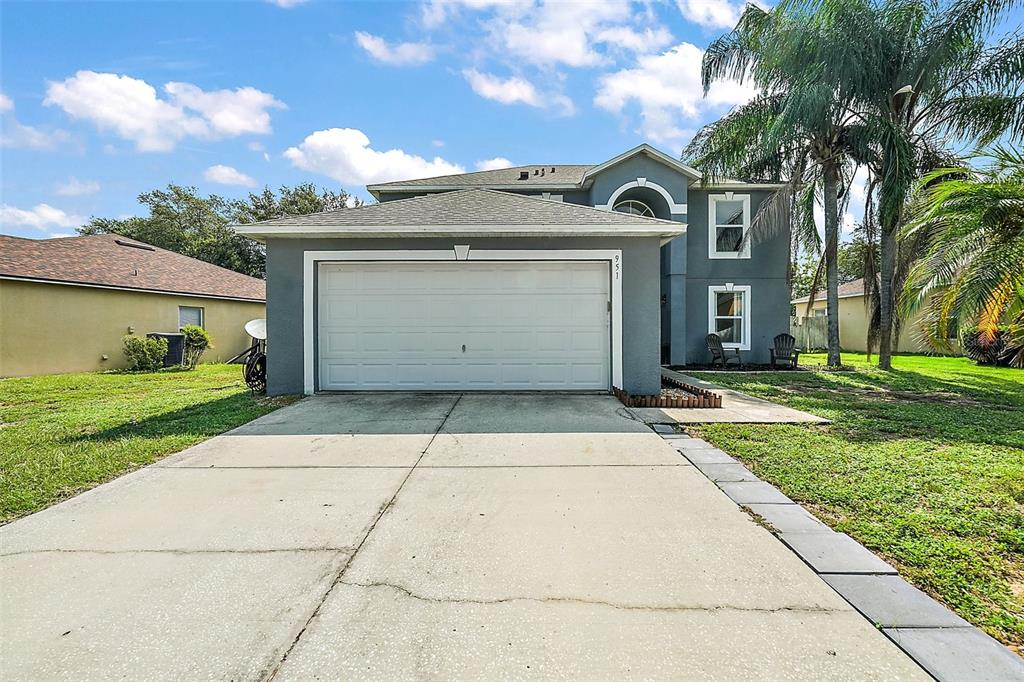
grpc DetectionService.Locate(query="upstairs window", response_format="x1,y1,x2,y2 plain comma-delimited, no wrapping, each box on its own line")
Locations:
708,194,751,259
708,285,751,350
613,199,655,217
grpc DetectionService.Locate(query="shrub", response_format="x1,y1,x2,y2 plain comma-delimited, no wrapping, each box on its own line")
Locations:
180,325,213,369
961,326,1018,366
122,335,168,372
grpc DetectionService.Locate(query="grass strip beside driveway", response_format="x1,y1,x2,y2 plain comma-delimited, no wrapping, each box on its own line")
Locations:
0,364,296,523
691,354,1023,651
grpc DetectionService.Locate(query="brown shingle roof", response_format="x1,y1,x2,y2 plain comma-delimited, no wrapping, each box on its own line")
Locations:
791,278,865,304
0,234,265,302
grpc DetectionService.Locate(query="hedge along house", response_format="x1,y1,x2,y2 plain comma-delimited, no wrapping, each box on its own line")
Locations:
0,234,266,377
239,144,791,396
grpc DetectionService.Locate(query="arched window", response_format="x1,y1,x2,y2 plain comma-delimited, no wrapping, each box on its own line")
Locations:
613,199,655,217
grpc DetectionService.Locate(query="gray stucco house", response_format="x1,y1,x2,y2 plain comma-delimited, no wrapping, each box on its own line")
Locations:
240,144,790,396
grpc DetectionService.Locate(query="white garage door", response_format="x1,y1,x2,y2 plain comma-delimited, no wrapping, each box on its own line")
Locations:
317,261,611,390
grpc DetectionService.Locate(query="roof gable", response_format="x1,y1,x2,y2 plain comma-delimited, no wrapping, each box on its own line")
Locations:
582,144,702,183
367,165,591,196
0,234,266,301
237,188,685,240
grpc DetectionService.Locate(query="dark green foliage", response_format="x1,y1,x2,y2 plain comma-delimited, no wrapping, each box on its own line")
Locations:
180,325,213,370
902,148,1024,365
79,183,360,278
122,335,168,372
690,0,1024,370
961,325,1018,366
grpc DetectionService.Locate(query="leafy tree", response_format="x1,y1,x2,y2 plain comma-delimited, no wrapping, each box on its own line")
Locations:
835,0,1024,368
837,236,873,284
79,183,360,278
686,3,863,367
232,183,361,225
901,147,1024,365
691,0,1022,369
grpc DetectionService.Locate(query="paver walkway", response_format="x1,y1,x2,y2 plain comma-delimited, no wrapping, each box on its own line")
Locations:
629,368,830,424
0,394,923,680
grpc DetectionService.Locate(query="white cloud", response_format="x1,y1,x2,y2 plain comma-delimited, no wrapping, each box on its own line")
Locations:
426,1,670,66
431,139,445,147
849,165,870,206
420,0,523,29
284,128,465,185
476,156,514,170
267,0,308,7
44,71,285,152
594,42,757,144
164,82,284,137
0,93,72,150
0,203,83,231
676,0,744,29
595,26,674,53
204,164,258,187
0,118,72,151
55,178,100,196
462,69,574,115
354,32,436,66
813,202,859,243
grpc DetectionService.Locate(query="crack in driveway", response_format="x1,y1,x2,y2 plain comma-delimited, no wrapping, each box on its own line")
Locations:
261,393,464,682
338,579,846,614
0,547,353,558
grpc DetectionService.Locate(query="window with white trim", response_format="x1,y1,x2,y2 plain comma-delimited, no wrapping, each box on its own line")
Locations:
708,285,751,350
613,199,655,217
178,305,204,329
708,194,751,258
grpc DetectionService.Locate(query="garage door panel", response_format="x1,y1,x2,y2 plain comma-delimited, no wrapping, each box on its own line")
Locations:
324,331,358,354
571,330,606,352
318,262,610,391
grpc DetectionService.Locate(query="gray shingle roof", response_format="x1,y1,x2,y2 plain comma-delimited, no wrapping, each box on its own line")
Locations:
241,188,680,229
367,165,592,191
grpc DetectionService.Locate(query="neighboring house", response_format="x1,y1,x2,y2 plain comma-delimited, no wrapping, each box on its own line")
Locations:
0,234,266,377
791,277,956,353
239,144,791,396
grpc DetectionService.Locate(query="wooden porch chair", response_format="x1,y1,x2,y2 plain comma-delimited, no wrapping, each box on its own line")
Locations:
770,333,801,369
706,333,742,368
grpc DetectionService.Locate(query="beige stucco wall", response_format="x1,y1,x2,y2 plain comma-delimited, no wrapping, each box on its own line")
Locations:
793,295,945,353
0,279,265,377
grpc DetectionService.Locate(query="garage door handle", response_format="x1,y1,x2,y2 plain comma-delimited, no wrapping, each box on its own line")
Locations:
461,344,466,353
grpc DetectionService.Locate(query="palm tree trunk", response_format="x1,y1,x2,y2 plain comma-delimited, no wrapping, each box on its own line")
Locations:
823,163,842,368
878,220,896,370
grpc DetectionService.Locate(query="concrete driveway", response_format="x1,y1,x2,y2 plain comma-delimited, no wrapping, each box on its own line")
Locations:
0,394,925,681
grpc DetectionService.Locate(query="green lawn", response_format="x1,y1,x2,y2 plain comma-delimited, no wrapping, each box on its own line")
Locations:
0,364,296,523
691,354,1023,650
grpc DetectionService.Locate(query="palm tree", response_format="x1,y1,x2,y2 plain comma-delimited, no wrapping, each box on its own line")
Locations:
686,4,862,367
833,0,1024,368
901,147,1024,365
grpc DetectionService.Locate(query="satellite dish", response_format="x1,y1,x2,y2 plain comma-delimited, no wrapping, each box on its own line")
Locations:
244,318,267,340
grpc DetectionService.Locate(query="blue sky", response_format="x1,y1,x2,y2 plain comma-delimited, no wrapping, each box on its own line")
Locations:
1,1,1020,242
0,0,765,238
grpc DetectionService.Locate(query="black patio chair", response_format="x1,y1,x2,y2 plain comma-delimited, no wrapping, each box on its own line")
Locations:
770,333,801,369
706,333,742,368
